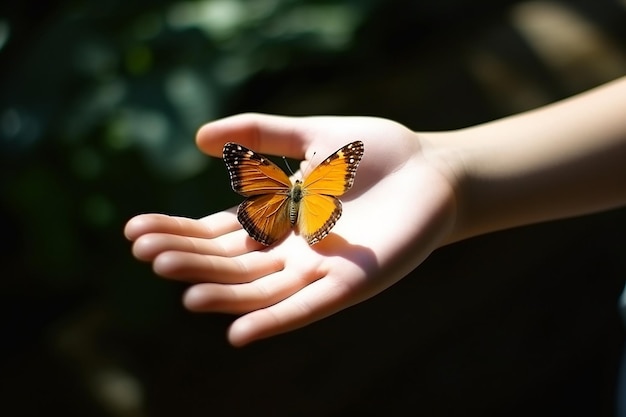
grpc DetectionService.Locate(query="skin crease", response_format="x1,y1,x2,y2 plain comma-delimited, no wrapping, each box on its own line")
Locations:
125,76,626,347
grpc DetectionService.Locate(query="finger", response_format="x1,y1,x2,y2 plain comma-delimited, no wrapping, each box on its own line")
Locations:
131,227,263,261
196,113,313,159
124,210,240,241
183,267,322,313
152,249,284,284
227,266,366,347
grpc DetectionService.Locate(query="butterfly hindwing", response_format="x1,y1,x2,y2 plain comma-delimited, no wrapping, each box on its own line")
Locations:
298,194,342,245
237,193,292,246
223,142,292,197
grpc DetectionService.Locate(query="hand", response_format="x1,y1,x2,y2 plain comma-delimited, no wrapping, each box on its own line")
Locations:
124,114,457,346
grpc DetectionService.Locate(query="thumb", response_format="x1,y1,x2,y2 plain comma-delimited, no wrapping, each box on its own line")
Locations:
195,113,312,159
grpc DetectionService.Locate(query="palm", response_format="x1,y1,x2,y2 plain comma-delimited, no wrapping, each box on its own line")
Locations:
125,114,456,346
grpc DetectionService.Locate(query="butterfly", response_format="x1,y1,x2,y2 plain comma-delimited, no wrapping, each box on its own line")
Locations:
223,141,364,246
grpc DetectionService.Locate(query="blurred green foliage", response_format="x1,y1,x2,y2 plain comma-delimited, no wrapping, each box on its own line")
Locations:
0,0,379,314
1,0,383,414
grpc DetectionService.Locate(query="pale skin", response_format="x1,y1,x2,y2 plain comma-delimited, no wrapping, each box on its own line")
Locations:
125,76,626,347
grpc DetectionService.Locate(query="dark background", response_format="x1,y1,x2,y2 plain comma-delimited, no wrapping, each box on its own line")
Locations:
1,0,626,416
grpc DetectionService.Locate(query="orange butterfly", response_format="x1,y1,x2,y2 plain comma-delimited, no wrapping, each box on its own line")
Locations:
223,141,364,246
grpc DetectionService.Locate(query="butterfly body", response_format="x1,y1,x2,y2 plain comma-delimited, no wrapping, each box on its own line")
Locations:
223,141,364,246
288,180,304,225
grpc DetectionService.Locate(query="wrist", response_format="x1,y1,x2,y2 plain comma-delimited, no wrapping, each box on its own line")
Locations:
417,130,469,245
420,77,626,245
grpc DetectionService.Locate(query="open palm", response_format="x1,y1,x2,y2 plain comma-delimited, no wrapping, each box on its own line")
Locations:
125,114,457,346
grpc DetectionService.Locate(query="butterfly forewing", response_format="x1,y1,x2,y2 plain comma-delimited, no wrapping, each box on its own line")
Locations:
223,142,292,197
302,141,364,196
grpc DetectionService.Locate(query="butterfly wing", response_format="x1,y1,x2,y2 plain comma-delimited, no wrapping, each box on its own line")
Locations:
302,141,364,196
298,141,364,244
237,193,292,245
223,142,293,245
298,194,342,245
223,142,292,196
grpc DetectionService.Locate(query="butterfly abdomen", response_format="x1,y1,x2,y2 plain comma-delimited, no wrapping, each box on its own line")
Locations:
288,180,304,226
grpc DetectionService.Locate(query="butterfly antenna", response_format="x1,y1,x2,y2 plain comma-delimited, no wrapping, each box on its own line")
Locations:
283,151,317,177
282,156,296,176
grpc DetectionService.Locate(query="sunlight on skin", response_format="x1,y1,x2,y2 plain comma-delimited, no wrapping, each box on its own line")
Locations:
126,116,458,346
126,77,626,346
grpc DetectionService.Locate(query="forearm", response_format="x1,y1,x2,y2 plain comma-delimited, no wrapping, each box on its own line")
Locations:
424,76,626,244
